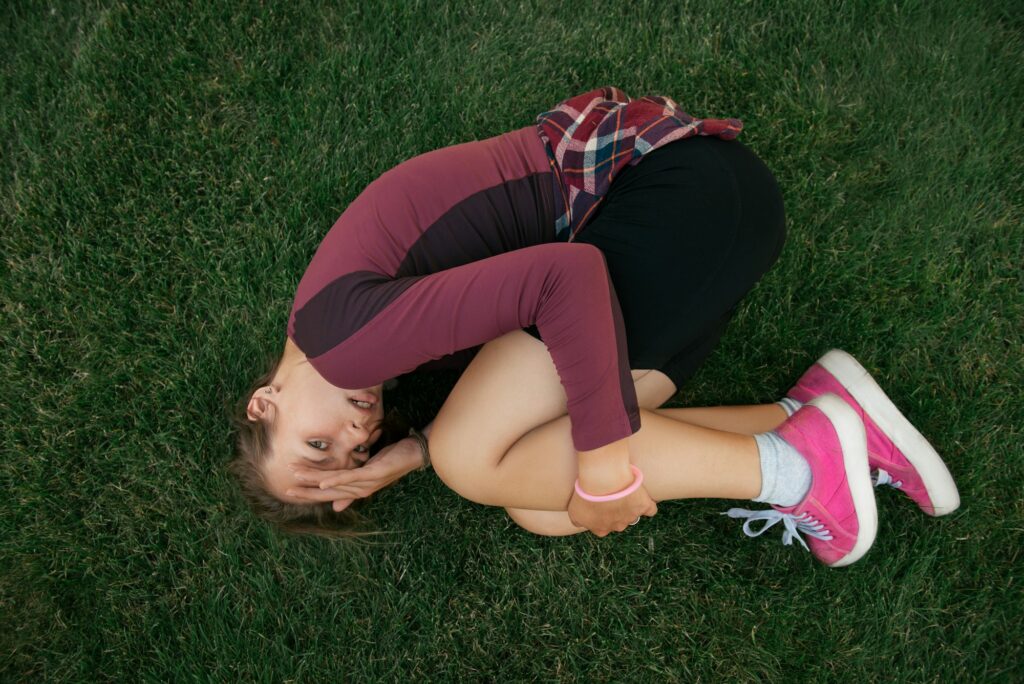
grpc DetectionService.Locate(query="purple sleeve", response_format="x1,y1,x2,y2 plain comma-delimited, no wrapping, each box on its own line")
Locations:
307,242,641,452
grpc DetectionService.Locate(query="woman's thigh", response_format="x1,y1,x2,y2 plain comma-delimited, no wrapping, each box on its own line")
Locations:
428,329,676,505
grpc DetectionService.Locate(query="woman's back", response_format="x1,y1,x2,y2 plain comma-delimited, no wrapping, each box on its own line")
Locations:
291,125,558,309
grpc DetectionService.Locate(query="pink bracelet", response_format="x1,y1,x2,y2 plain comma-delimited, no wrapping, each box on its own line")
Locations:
574,465,644,502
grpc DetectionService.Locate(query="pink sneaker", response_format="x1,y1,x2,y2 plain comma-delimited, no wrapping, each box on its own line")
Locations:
725,394,878,567
788,350,960,516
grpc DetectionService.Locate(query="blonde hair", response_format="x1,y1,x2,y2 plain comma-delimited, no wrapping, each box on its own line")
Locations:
228,350,406,540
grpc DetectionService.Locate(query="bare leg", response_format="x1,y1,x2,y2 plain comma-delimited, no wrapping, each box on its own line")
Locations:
428,330,788,535
483,409,762,511
628,368,790,433
504,403,792,534
503,389,792,535
653,403,787,435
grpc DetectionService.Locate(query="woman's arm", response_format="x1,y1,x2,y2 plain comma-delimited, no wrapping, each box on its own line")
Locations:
291,242,641,454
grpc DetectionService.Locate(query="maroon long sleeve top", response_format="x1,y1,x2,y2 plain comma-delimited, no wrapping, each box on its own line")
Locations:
288,126,640,451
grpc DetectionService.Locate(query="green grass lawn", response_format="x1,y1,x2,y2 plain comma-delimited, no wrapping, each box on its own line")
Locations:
3,0,1021,680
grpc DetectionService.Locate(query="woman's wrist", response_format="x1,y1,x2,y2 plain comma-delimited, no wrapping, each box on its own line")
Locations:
396,437,425,474
577,439,633,495
575,465,644,502
406,428,431,471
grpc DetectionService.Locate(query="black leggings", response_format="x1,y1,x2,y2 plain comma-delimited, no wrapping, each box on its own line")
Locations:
524,135,786,391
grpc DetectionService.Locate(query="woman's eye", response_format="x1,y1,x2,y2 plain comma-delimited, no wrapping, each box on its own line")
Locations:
308,440,328,451
354,444,369,454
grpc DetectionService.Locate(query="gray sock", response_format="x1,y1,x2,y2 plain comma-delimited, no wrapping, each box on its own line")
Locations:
753,431,812,507
776,397,803,417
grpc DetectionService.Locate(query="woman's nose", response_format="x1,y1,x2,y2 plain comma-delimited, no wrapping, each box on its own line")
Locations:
346,420,370,440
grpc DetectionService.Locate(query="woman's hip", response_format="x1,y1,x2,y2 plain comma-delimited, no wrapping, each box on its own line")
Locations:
571,135,786,373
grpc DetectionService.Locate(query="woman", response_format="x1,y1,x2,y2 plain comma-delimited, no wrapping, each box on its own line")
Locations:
231,88,959,566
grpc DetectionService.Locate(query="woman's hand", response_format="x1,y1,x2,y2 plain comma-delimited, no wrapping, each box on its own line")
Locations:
286,438,424,512
568,437,658,536
568,484,658,537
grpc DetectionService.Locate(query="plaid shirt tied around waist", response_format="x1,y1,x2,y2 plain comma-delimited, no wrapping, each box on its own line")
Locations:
536,86,743,242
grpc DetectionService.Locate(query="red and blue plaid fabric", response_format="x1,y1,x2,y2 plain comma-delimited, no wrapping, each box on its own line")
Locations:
536,86,743,242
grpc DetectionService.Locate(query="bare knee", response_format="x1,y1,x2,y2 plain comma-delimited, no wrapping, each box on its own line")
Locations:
505,507,586,537
429,437,498,505
633,368,678,409
432,458,485,505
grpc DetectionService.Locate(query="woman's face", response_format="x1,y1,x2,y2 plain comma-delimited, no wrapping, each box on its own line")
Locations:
247,356,385,503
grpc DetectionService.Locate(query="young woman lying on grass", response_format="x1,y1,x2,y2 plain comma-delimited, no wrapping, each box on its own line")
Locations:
230,88,959,566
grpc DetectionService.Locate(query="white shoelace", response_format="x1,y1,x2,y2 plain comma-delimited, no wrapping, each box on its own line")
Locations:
873,468,903,489
723,508,833,551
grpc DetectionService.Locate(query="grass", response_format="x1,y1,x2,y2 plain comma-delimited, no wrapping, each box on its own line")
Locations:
2,0,1021,680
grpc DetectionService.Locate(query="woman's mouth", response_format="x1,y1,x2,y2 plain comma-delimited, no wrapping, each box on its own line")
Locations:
350,392,377,409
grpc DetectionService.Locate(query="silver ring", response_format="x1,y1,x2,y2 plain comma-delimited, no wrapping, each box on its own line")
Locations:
629,516,641,526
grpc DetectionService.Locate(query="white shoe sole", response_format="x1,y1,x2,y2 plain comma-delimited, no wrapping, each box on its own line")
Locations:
808,394,878,568
818,350,961,516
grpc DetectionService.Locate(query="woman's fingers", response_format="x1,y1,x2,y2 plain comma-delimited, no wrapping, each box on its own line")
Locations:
290,465,376,489
318,471,377,489
321,484,368,498
289,466,340,484
286,445,409,505
286,484,367,502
